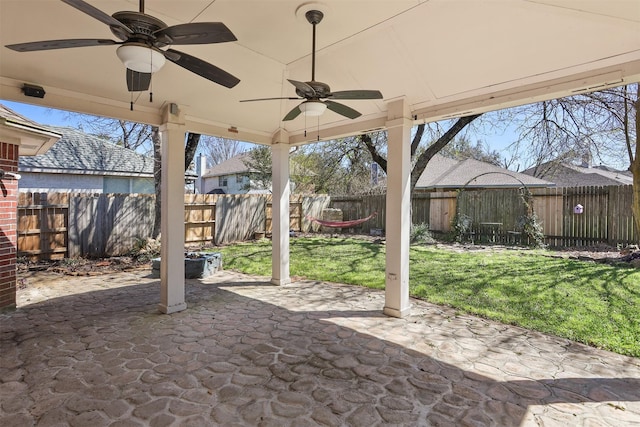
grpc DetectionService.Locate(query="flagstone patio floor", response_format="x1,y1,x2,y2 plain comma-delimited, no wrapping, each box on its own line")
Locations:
1,268,639,426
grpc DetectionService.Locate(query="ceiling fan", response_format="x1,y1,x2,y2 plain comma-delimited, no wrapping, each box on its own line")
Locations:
5,0,240,92
241,10,383,121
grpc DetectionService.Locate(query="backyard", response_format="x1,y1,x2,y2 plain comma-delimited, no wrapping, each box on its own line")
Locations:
216,236,640,358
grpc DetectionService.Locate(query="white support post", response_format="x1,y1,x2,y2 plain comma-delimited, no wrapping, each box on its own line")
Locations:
158,104,187,314
384,98,413,318
271,132,291,286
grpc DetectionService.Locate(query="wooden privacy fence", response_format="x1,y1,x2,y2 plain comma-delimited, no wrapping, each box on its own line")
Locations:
330,185,638,246
16,186,638,259
18,192,330,259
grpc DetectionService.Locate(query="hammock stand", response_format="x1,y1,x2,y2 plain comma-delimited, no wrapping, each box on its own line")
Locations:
307,212,377,231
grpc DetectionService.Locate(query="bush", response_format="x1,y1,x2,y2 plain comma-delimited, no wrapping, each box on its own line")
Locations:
410,223,435,244
453,213,473,243
128,236,161,261
518,189,546,248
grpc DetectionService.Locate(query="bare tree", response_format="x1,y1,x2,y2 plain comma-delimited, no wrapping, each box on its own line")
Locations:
504,84,639,238
439,136,502,166
64,112,153,155
199,135,246,167
360,115,482,196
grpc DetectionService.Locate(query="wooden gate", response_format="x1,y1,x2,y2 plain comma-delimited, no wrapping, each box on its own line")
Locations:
17,193,68,260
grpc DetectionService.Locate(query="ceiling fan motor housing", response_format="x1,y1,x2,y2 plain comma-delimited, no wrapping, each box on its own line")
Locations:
109,11,170,46
296,81,331,98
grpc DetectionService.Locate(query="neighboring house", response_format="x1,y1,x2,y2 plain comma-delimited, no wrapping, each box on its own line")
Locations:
415,154,554,191
19,126,196,194
200,152,312,195
522,161,633,187
200,152,255,194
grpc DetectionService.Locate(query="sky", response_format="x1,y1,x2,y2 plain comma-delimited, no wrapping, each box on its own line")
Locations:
2,100,90,131
10,98,632,172
1,99,519,149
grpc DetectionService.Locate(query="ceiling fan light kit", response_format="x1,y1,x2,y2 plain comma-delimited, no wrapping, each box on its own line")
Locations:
299,100,327,116
116,43,166,73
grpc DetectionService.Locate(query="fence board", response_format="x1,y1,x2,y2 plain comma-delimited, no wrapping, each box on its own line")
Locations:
185,194,217,244
330,195,386,233
216,195,268,244
67,193,155,258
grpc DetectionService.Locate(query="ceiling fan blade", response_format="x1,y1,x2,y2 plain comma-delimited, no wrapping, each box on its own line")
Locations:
329,90,383,100
287,80,316,98
164,49,240,88
5,39,117,52
126,69,151,92
283,105,303,121
240,97,301,102
61,0,133,35
155,23,237,45
325,100,362,119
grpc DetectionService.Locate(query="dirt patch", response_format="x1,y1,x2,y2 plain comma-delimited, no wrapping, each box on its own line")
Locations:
18,256,152,278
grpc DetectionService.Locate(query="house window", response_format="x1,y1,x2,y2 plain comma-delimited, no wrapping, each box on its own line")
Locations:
104,177,130,194
235,174,244,184
131,178,154,194
220,176,228,187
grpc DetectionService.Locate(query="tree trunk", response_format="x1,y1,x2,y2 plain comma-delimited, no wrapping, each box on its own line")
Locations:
151,127,162,239
152,131,201,238
185,133,200,170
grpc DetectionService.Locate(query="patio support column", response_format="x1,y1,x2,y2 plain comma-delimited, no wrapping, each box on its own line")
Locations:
271,130,291,286
158,103,187,314
384,98,412,318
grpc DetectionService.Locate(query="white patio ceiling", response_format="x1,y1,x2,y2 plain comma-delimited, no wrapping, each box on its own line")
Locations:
1,0,639,145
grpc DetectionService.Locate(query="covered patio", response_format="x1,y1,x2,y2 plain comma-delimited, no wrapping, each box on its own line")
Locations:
1,269,639,425
1,0,640,316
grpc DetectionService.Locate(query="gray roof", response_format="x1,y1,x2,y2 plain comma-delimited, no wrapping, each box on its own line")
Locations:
202,151,312,178
19,126,154,177
416,154,553,190
202,152,254,178
522,162,633,187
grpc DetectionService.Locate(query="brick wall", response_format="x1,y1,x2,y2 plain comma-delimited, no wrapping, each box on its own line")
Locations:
0,141,19,309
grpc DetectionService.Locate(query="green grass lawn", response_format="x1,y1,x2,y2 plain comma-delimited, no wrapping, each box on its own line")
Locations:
215,237,640,357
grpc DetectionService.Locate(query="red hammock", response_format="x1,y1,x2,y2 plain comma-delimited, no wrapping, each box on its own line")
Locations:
306,212,377,229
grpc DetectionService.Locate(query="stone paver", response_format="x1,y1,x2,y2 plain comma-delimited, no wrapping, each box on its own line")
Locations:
1,268,639,426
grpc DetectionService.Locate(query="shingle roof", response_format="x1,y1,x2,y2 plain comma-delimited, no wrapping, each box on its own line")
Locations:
202,152,254,177
522,162,632,187
202,152,312,178
19,126,154,176
416,154,553,189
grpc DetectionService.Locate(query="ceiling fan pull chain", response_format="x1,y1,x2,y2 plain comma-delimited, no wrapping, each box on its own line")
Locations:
149,49,154,103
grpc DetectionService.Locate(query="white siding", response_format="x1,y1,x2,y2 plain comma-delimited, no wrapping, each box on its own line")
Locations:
19,172,104,193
